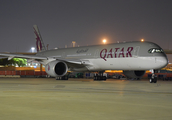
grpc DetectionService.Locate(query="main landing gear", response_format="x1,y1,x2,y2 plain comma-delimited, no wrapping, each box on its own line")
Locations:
56,76,68,80
149,70,157,83
94,71,107,81
56,73,71,80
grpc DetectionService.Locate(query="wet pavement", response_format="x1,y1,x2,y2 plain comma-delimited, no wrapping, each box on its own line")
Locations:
0,78,172,120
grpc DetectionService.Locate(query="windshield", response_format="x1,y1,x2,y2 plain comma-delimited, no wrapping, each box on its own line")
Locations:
148,48,164,53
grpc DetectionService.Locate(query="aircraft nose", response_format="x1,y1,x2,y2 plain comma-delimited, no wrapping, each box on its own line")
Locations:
156,56,168,68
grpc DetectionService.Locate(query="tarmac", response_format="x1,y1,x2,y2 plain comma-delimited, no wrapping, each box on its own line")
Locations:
0,78,172,120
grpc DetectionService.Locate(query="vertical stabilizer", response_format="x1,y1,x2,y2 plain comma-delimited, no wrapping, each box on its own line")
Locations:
33,25,46,52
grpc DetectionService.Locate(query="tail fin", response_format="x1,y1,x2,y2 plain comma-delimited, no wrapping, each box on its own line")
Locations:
33,25,46,52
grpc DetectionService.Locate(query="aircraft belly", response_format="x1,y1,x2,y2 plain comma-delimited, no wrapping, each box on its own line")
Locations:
89,58,124,70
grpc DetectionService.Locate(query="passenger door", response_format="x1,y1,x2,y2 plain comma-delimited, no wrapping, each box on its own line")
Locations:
133,46,140,58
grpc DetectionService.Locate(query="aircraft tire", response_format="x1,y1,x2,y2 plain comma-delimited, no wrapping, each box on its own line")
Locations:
97,76,101,80
154,78,157,83
150,78,153,83
94,76,97,80
56,77,60,80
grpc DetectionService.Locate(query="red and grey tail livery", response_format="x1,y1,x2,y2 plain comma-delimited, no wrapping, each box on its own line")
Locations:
33,25,46,52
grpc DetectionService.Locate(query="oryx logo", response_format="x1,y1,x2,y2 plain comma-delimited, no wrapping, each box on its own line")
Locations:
33,27,42,52
48,64,50,71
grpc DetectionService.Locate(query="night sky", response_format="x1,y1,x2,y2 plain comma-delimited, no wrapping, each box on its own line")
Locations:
0,0,172,61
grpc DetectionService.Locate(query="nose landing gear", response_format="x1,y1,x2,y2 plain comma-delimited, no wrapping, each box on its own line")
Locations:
149,70,157,83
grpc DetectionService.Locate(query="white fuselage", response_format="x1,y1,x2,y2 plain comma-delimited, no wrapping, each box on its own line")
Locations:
37,41,168,72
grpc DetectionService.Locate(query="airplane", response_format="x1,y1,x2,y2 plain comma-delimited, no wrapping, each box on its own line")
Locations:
0,25,168,83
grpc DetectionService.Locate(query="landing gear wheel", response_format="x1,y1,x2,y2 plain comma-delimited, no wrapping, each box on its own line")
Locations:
150,78,153,83
150,76,157,83
154,77,157,83
56,76,68,80
94,76,107,81
56,77,61,80
93,71,107,81
94,76,97,80
103,76,106,81
149,69,158,83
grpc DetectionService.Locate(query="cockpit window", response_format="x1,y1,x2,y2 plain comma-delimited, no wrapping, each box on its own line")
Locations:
148,48,164,53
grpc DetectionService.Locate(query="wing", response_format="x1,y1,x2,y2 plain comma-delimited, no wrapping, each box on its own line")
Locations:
0,53,47,60
0,52,94,72
0,52,86,65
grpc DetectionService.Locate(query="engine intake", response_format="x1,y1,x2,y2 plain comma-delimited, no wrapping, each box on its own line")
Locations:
45,61,68,77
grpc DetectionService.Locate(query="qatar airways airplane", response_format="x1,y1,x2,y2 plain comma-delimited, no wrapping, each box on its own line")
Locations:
0,25,168,83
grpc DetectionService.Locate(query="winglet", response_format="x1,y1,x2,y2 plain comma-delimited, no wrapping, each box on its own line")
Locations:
33,25,46,52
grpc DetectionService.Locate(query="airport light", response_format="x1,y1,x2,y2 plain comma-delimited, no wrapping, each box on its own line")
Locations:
31,47,35,53
141,39,144,42
103,39,107,44
72,41,76,47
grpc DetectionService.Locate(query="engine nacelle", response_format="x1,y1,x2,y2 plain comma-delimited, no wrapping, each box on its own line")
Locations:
123,70,145,80
45,61,68,77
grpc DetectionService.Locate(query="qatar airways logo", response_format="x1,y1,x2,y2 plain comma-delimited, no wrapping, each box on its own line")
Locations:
33,28,42,52
100,47,133,61
77,48,88,53
48,64,50,71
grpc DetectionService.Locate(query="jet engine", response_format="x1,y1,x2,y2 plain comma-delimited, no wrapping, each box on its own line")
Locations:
123,70,145,80
45,61,68,77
